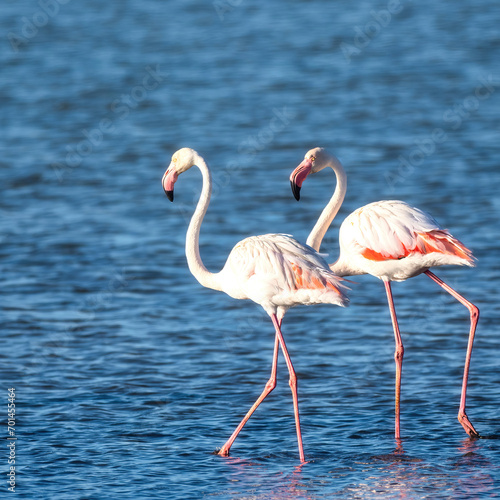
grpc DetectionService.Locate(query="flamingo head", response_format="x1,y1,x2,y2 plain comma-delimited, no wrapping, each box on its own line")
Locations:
290,147,331,201
162,148,201,202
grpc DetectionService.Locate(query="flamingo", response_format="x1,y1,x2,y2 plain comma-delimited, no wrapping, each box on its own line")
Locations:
289,147,480,439
162,148,349,461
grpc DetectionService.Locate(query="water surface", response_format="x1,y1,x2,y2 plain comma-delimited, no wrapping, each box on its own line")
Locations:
1,0,500,498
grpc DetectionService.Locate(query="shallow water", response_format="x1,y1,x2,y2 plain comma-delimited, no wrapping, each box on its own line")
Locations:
1,0,500,498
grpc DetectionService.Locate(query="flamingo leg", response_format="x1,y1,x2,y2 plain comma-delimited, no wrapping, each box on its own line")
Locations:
424,270,480,438
384,280,404,439
218,327,280,457
271,314,305,462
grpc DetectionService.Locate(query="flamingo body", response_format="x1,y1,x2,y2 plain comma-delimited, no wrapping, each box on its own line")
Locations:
163,147,348,462
334,200,475,281
219,233,348,314
290,147,480,439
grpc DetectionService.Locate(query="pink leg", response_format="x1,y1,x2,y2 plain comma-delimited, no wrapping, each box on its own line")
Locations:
218,328,280,457
270,314,305,462
425,270,480,438
384,280,404,439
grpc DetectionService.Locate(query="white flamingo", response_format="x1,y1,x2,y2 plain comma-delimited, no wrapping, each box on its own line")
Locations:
162,148,349,461
290,147,480,439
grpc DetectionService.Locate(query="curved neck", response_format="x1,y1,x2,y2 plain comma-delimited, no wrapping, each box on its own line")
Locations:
185,156,223,291
306,155,347,252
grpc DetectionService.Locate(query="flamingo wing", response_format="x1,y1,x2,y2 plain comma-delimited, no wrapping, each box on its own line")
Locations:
221,234,349,310
340,200,474,264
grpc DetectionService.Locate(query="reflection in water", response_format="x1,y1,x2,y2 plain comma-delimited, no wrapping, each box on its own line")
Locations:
212,456,315,500
357,439,425,499
209,437,500,499
456,438,496,497
329,437,499,499
207,440,500,499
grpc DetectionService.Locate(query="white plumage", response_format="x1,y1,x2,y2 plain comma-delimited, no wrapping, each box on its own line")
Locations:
336,200,474,281
220,233,348,314
162,147,348,462
290,147,480,440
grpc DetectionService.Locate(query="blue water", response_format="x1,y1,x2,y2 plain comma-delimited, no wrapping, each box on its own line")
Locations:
1,0,500,498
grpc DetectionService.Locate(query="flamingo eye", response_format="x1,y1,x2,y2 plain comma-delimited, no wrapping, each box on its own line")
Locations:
310,156,316,162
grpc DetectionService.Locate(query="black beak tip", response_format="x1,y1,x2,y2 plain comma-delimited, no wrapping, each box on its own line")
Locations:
290,180,301,201
165,190,174,202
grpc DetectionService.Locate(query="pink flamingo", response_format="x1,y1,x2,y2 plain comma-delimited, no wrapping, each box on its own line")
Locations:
290,147,480,439
162,148,349,461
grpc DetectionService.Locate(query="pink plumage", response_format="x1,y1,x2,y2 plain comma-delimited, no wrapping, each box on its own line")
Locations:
290,147,480,440
163,148,349,462
335,200,475,281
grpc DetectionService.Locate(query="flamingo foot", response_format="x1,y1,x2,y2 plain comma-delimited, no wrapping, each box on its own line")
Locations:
216,445,230,456
458,412,481,438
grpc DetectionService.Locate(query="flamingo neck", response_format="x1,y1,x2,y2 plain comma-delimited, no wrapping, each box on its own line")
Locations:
306,155,347,252
185,156,223,292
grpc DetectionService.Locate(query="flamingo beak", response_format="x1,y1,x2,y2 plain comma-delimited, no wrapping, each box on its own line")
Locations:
290,159,313,201
162,168,178,202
